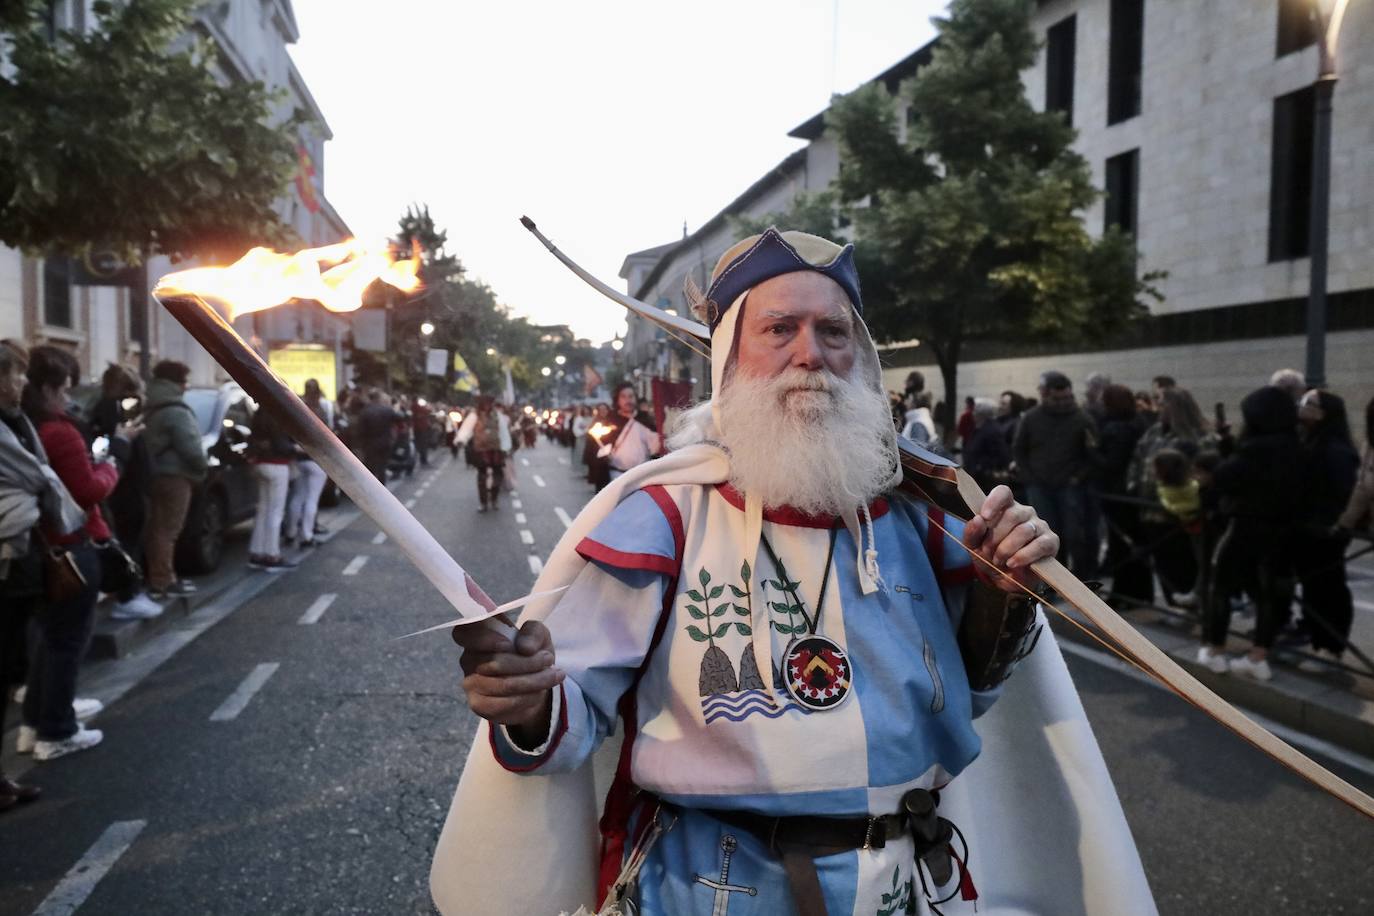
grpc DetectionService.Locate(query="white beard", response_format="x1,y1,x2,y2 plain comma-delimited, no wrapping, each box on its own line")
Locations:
694,366,899,516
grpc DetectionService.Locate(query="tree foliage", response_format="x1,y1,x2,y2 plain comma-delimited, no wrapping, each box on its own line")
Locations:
755,0,1162,424
0,0,302,262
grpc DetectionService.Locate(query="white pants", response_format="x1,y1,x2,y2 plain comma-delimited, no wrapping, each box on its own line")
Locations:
284,459,326,541
250,463,291,558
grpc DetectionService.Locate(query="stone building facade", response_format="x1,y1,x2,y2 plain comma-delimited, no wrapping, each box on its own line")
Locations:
0,0,351,390
623,1,1373,428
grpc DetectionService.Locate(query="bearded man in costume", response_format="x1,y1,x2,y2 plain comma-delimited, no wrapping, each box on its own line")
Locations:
435,231,1155,916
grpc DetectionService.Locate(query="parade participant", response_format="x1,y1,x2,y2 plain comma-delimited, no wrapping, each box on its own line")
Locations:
456,396,511,512
436,230,1152,915
600,382,661,482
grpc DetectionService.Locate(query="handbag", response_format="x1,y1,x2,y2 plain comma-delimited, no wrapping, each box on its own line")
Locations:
96,538,141,596
42,539,87,604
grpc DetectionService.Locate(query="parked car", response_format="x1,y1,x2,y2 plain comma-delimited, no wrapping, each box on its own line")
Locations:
174,383,259,573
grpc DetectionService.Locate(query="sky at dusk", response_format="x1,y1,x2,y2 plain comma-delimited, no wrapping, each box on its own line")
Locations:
288,0,947,344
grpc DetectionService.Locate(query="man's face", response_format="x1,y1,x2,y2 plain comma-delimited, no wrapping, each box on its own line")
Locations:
1042,385,1075,411
733,272,856,384
998,394,1012,416
616,388,635,415
0,364,25,409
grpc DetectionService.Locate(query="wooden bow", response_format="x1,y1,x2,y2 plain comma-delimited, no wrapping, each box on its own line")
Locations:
520,216,1374,820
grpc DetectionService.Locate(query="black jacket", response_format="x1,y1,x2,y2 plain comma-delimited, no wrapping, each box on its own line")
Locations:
1299,432,1359,530
1211,387,1301,523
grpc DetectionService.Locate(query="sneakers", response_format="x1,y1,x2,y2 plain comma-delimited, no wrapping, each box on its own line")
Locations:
1295,648,1342,673
168,579,197,595
15,725,35,754
74,697,103,721
1195,646,1229,674
1229,655,1273,682
250,555,298,573
110,593,165,621
10,685,24,704
1171,591,1199,610
33,725,103,761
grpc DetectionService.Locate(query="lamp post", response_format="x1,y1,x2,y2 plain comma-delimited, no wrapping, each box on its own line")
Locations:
1305,0,1353,389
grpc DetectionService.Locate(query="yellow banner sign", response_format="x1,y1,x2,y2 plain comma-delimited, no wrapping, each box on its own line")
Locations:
268,346,337,400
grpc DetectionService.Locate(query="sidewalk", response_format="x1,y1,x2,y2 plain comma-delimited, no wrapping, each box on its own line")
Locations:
1050,597,1374,758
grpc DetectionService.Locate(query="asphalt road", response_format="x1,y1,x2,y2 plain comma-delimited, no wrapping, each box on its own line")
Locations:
1,439,1371,915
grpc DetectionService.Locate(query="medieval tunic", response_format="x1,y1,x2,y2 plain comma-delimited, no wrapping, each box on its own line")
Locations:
491,481,998,915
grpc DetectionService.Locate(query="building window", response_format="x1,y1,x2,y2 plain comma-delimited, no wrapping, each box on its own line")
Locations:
1268,86,1315,261
1104,150,1140,236
1276,0,1320,57
1045,15,1076,123
42,258,73,328
1107,0,1144,125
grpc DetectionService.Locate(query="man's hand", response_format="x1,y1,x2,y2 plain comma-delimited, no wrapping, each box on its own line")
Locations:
451,620,564,741
961,485,1059,592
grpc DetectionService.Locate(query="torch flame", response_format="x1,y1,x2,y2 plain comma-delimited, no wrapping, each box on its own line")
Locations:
153,239,420,320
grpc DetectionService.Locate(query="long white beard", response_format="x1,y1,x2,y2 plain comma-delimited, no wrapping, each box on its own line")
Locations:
701,367,899,516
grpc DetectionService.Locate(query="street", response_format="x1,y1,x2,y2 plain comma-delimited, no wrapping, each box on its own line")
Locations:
2,442,1372,915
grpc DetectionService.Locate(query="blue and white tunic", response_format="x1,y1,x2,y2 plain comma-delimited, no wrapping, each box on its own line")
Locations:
491,482,997,916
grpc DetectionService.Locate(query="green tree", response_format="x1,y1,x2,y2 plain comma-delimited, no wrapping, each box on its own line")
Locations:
821,0,1161,429
0,0,303,262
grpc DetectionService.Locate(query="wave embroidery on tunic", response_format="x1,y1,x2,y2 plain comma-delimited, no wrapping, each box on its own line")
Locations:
688,560,805,723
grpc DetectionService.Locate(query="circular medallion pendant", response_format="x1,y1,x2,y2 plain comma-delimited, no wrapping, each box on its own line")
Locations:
783,635,853,712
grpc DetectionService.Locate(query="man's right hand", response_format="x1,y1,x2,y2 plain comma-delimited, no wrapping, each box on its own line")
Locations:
451,620,564,740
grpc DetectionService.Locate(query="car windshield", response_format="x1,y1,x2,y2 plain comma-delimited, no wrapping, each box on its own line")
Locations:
183,389,220,436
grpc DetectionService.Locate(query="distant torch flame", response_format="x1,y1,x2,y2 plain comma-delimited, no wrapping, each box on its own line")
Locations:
153,239,420,320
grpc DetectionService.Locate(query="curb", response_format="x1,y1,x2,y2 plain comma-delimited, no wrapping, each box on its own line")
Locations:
1050,607,1374,759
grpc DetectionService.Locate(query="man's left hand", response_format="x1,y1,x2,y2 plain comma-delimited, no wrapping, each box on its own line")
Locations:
961,485,1059,592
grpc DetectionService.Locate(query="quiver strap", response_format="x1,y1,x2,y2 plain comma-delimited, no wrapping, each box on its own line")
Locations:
957,582,1043,691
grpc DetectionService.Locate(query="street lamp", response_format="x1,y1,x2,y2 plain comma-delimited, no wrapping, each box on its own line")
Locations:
486,347,497,356
540,366,551,377
555,354,566,366
420,321,435,336
611,337,624,352
1305,0,1354,389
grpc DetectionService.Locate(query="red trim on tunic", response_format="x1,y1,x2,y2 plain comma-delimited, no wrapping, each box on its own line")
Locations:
642,485,685,566
713,483,889,528
576,539,679,576
488,682,569,772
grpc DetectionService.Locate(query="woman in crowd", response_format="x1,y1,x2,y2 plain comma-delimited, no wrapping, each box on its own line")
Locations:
1197,386,1301,680
1293,389,1359,668
1129,387,1218,605
1096,384,1151,605
246,405,299,571
283,379,332,549
963,398,1012,491
19,346,133,759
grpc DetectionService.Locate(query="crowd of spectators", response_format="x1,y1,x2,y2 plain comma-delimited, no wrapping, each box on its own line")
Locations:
894,366,1371,684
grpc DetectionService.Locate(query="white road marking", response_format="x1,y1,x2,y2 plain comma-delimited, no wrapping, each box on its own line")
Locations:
557,456,569,466
511,499,523,509
554,507,573,529
342,555,368,576
1057,640,1374,778
510,490,520,498
404,497,417,508
515,512,527,524
533,475,546,488
31,819,147,916
520,457,530,466
527,555,544,576
520,530,534,545
209,663,280,722
371,531,387,545
1354,598,1374,615
298,593,337,625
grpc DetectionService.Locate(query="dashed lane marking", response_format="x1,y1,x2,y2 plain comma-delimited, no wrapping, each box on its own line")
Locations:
515,513,527,524
298,593,337,625
372,531,387,545
528,555,544,576
533,475,546,488
510,490,520,498
31,819,147,916
557,456,569,466
404,497,417,508
342,555,368,576
511,499,523,509
520,530,534,545
521,457,530,466
1354,598,1374,615
554,507,573,529
209,663,280,722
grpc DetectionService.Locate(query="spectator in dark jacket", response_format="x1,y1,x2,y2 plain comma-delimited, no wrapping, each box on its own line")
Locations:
963,398,1011,491
1012,371,1099,575
19,346,130,760
356,389,401,483
141,361,206,600
1198,386,1302,680
1096,384,1151,605
1292,389,1359,667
